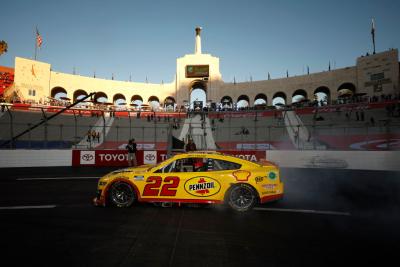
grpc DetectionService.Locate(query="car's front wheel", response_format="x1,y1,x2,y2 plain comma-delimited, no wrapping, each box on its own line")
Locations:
109,181,135,207
226,184,257,212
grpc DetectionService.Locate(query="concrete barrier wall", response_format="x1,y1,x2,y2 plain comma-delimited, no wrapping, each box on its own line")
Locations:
0,150,72,168
0,149,399,170
266,150,400,171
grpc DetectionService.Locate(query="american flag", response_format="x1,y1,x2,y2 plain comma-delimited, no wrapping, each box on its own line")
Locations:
36,27,43,48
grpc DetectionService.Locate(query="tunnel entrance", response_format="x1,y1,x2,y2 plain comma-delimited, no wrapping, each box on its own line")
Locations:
189,80,207,110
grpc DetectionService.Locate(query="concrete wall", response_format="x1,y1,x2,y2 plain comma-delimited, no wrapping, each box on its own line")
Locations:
0,150,72,168
266,150,400,171
0,149,399,170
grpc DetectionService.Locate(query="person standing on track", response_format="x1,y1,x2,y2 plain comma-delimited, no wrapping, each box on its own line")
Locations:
126,139,137,167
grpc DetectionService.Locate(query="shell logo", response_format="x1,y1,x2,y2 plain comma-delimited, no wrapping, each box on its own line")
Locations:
232,170,251,181
184,176,221,197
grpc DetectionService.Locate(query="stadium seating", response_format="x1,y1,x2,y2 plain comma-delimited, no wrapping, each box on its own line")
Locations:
0,101,398,150
0,109,98,148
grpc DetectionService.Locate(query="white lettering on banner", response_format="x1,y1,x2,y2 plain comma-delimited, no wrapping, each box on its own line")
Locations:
236,143,275,150
143,144,156,150
80,151,95,165
136,144,156,150
236,154,258,161
98,153,128,162
160,154,168,161
224,153,258,162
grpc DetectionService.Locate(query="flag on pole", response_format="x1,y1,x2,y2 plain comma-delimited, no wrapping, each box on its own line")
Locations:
36,27,43,48
328,61,331,71
307,66,310,75
371,18,376,54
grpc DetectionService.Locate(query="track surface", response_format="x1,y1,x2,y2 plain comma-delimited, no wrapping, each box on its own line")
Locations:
0,167,399,266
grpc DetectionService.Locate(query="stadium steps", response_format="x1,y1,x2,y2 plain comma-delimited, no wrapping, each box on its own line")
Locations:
76,114,114,149
284,110,321,149
178,114,216,150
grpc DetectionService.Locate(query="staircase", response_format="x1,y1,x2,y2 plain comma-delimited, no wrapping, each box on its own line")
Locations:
178,114,216,150
76,114,114,149
283,110,315,149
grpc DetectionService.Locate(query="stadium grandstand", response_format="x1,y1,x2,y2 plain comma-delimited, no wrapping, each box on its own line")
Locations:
0,27,399,152
0,96,399,151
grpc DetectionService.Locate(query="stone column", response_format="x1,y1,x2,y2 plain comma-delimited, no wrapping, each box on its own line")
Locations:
195,27,202,54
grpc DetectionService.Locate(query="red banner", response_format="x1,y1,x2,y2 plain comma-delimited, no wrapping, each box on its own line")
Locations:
72,150,266,167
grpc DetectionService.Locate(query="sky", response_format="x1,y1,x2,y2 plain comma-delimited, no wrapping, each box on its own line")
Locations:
1,0,400,85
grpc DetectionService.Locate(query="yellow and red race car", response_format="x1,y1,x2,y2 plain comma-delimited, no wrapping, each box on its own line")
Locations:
93,152,283,211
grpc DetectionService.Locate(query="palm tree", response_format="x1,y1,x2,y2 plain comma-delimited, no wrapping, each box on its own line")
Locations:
0,40,8,56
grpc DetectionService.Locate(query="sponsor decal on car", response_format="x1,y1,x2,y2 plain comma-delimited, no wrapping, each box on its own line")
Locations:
262,184,276,190
134,175,144,181
232,170,251,181
184,176,221,197
255,176,265,183
268,172,277,180
262,191,277,195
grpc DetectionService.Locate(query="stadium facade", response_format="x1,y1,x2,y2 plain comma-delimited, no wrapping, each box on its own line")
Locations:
4,27,400,108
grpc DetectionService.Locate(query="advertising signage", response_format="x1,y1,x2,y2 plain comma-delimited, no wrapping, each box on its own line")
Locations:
186,65,209,78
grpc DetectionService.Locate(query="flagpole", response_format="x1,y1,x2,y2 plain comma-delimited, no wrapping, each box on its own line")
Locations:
371,19,376,54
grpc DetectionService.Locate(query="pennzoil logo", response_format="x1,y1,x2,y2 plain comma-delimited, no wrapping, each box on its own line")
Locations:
184,176,221,197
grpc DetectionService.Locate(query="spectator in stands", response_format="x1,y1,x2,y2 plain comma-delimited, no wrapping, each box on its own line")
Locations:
96,132,100,143
370,117,375,126
360,110,365,121
91,130,97,143
185,138,197,152
126,139,137,167
86,130,92,142
294,130,299,144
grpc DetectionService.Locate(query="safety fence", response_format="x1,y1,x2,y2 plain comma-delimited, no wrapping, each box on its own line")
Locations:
0,121,399,150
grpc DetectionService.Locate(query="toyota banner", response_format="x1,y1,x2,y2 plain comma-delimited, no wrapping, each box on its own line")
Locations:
72,150,265,167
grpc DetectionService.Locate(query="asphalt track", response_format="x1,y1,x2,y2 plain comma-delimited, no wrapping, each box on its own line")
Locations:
0,167,399,267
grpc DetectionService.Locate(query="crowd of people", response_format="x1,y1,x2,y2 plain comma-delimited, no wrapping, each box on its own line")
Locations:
1,91,399,118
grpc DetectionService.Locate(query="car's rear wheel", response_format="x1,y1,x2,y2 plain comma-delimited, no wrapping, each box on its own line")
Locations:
226,184,257,212
109,181,135,207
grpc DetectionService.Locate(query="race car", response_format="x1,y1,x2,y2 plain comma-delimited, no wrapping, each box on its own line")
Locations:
93,151,283,211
